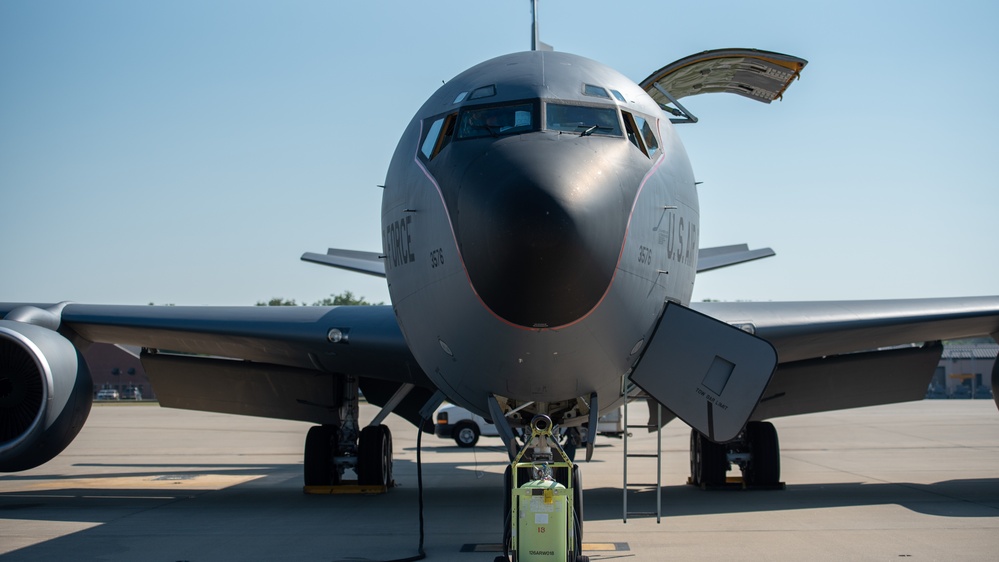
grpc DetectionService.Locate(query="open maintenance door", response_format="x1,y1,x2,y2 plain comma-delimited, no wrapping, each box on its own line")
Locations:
629,303,778,443
639,48,807,122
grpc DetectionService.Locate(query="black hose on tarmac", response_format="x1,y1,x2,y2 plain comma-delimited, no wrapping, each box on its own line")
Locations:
378,420,428,562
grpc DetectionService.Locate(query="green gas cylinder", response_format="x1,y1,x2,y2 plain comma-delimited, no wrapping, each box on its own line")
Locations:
514,478,569,562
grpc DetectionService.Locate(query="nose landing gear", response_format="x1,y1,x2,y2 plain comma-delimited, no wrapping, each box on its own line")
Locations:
496,414,588,562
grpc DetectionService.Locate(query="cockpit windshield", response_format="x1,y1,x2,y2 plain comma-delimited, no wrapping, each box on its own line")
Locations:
546,104,622,137
457,103,536,139
453,100,624,141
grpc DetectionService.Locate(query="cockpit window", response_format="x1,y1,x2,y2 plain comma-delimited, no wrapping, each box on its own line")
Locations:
622,112,647,156
583,84,611,99
457,102,536,139
421,119,445,159
420,113,457,160
469,85,496,100
634,115,659,156
610,89,626,102
546,103,622,137
453,91,468,104
622,111,660,158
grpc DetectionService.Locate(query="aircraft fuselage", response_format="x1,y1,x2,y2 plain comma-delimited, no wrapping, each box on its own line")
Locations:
381,51,699,422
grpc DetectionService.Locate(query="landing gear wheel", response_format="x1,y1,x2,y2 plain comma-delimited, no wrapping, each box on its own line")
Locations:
357,425,393,487
562,428,579,462
304,425,339,486
690,430,727,487
744,421,780,486
453,421,480,448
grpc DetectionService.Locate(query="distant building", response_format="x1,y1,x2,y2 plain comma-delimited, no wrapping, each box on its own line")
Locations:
83,342,153,400
928,342,997,399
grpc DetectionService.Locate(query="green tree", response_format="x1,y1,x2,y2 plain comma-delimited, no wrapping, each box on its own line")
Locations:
255,291,383,307
312,290,383,306
255,298,300,306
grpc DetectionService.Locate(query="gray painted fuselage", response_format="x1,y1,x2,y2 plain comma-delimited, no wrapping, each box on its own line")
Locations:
380,51,698,421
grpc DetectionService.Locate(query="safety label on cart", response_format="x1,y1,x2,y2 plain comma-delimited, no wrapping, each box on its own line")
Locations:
529,498,555,512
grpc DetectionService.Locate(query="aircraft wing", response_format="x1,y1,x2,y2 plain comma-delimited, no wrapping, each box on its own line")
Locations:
0,302,433,425
690,297,999,419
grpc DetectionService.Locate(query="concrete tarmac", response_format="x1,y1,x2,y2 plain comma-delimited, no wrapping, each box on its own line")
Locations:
1,400,997,561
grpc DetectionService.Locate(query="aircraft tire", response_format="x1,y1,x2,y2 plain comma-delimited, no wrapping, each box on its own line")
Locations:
304,425,338,486
562,428,579,462
745,421,780,486
689,430,698,486
691,430,727,487
357,425,393,487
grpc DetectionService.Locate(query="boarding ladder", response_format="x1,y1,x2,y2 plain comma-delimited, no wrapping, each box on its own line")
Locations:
622,383,663,523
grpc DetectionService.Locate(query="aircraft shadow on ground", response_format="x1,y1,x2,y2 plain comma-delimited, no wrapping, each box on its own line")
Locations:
585,479,999,520
1,458,996,561
0,458,501,524
3,456,996,525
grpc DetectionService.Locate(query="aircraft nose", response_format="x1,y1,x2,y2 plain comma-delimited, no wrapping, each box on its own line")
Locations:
453,137,633,328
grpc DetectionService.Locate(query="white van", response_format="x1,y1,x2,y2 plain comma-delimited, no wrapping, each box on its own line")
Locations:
434,404,623,447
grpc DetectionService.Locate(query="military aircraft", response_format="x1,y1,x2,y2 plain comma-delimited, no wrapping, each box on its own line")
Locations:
1,5,998,553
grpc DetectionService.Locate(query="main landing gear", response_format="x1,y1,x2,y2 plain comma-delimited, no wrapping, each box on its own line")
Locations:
689,421,782,489
303,375,394,489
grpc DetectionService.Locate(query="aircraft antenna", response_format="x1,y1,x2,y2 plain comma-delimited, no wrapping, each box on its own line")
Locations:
530,0,553,51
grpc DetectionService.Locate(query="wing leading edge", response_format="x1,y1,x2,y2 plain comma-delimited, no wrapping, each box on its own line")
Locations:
0,302,430,425
693,297,999,363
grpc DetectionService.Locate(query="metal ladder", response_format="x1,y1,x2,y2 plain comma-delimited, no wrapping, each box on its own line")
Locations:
622,384,663,523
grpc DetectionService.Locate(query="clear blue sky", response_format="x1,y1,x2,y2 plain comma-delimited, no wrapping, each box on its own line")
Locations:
2,0,996,306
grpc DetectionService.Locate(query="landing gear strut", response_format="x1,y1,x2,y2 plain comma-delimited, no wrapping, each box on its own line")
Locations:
302,374,394,488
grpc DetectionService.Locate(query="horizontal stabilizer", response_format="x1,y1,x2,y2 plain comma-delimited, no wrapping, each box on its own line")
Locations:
301,248,386,278
697,244,775,272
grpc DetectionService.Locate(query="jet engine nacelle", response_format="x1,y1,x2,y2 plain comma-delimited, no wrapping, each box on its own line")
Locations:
0,320,93,471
